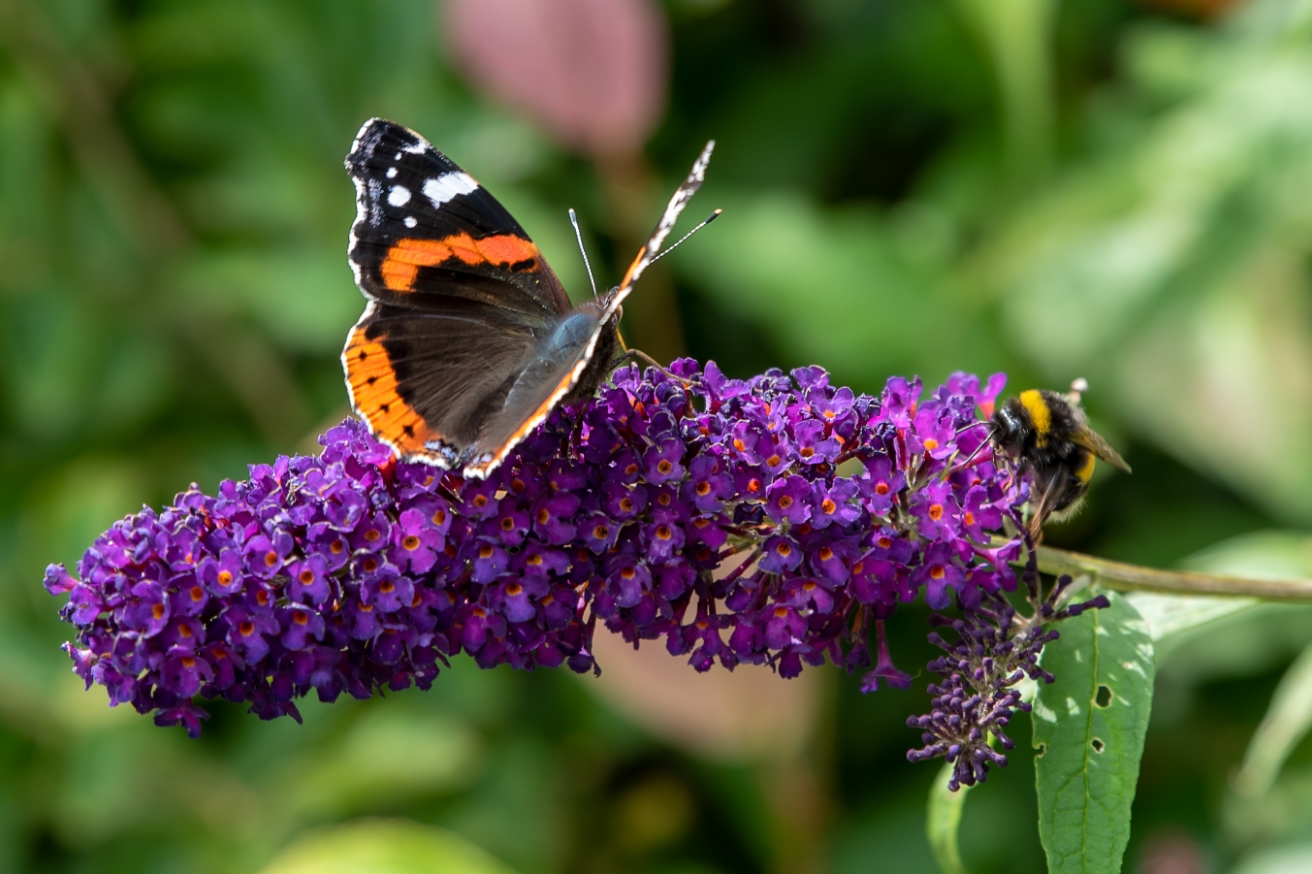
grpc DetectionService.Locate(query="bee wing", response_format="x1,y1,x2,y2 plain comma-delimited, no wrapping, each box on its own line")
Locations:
1072,423,1132,473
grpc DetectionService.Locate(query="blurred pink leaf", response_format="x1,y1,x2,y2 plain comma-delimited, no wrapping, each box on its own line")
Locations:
441,0,669,157
587,629,821,763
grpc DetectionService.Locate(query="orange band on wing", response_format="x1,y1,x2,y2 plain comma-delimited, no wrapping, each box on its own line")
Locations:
344,326,431,454
381,233,541,292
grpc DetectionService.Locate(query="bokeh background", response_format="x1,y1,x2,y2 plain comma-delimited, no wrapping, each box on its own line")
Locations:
5,0,1312,871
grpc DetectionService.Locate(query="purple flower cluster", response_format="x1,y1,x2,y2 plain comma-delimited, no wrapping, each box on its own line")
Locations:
907,555,1111,789
44,360,1025,737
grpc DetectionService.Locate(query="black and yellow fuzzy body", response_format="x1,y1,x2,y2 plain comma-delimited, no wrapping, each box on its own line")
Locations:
990,388,1131,538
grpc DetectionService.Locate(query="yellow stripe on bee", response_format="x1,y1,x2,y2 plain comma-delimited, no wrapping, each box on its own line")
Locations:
1019,390,1051,445
1075,450,1097,484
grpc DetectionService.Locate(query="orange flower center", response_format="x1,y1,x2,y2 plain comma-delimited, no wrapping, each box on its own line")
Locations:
403,535,420,550
928,504,944,521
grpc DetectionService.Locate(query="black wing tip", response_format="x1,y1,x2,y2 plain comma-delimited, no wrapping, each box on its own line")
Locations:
346,118,425,169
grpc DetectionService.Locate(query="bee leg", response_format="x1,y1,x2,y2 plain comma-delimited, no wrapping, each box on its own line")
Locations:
948,424,996,476
1027,471,1066,544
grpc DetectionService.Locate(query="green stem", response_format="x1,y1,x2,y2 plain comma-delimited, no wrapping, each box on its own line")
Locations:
1031,544,1312,603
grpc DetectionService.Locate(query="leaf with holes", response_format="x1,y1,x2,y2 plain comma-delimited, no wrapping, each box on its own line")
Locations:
1032,591,1155,874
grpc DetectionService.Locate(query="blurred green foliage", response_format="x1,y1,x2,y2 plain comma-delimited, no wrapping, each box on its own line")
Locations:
6,0,1312,871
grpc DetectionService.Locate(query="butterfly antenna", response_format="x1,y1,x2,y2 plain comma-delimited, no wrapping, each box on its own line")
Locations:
568,208,600,300
648,209,722,266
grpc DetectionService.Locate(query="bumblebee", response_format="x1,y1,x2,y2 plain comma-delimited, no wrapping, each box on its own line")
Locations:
990,380,1131,539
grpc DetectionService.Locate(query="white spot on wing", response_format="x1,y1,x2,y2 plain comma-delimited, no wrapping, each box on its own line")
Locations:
423,172,478,208
404,216,417,228
386,167,398,179
393,151,403,160
388,185,411,207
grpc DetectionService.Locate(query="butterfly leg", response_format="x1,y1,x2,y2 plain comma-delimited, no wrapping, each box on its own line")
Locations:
613,347,694,387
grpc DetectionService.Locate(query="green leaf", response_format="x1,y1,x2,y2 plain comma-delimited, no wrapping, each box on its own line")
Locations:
1235,639,1312,796
1032,592,1155,874
1124,591,1256,643
927,761,971,874
258,819,519,874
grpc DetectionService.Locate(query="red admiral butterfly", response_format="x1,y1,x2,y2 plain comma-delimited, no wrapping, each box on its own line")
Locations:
343,118,715,478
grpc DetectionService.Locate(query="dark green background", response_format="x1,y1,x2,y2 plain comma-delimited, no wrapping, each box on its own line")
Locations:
4,0,1312,871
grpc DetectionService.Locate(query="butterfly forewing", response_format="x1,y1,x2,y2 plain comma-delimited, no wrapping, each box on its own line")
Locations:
346,119,572,316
